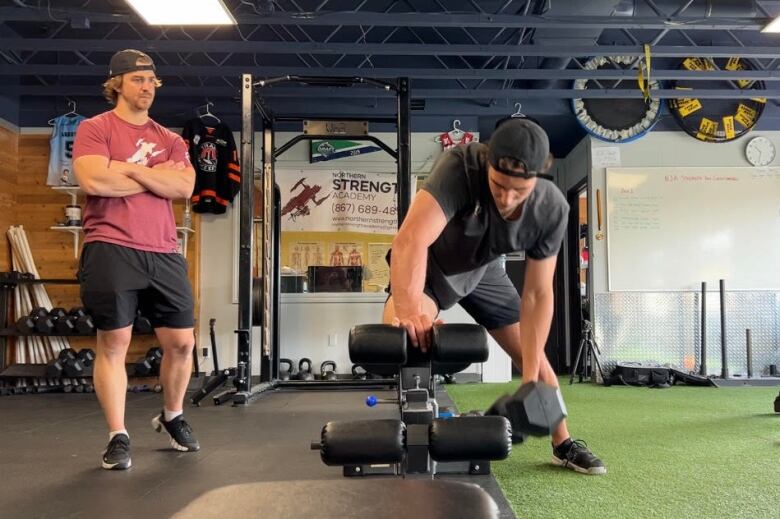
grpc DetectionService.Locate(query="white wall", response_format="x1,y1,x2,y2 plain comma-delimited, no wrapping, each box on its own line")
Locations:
278,293,511,382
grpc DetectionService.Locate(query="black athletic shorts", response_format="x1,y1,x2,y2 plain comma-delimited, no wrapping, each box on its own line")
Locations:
78,241,195,331
385,250,520,331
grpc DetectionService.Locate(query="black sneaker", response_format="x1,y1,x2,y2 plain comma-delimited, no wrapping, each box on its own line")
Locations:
552,438,606,475
152,412,200,452
102,433,131,470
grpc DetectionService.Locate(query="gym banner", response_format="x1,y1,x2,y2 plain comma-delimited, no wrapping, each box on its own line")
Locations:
310,140,382,162
277,169,398,233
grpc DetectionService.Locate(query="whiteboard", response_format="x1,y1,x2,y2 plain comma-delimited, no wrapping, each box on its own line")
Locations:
606,167,780,291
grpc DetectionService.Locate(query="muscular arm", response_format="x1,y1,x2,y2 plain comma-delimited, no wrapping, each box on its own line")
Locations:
73,155,147,197
111,161,195,200
390,190,448,348
517,255,557,383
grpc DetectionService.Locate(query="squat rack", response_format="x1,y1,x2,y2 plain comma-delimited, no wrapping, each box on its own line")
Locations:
232,74,411,405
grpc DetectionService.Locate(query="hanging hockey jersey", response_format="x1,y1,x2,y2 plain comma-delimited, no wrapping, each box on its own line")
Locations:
47,114,85,186
181,118,240,214
438,130,475,150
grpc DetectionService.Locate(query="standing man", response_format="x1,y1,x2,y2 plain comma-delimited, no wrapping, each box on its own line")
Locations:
384,118,605,475
73,50,199,470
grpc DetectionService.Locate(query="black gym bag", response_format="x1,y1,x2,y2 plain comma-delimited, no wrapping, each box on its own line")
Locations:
605,362,673,388
605,362,716,388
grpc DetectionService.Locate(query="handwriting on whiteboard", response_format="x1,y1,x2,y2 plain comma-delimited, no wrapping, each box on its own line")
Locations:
664,175,738,182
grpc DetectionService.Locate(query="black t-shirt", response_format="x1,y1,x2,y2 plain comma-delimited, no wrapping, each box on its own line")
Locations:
420,142,569,305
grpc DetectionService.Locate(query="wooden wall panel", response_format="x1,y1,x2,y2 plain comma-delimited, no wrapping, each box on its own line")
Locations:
12,135,201,362
0,125,17,272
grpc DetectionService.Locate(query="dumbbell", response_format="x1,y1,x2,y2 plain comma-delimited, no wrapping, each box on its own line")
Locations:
54,307,77,335
279,358,294,380
320,360,338,381
134,347,163,376
38,307,68,334
485,381,568,443
297,358,314,381
77,348,96,368
67,307,95,334
45,348,85,378
16,307,49,334
133,312,153,334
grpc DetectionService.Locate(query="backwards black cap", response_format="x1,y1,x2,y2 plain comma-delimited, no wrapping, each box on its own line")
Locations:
108,49,156,77
487,118,550,179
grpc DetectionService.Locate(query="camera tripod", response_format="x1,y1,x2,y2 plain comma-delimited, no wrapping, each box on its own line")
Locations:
569,319,606,384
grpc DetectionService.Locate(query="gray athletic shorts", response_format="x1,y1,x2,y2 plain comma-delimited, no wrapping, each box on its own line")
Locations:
386,251,520,331
78,241,195,331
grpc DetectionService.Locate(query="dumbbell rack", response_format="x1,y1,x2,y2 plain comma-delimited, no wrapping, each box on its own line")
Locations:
0,273,154,395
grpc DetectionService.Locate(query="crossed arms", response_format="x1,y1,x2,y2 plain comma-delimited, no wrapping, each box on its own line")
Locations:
74,155,195,200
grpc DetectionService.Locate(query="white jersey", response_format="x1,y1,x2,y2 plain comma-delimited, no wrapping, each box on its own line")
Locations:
47,114,85,186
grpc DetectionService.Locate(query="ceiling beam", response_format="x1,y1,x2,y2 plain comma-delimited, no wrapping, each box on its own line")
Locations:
5,85,780,99
5,39,780,58
2,64,780,80
0,8,772,30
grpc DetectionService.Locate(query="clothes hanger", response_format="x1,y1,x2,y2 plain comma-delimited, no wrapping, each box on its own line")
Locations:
511,103,526,118
49,99,79,125
197,101,221,124
448,119,465,140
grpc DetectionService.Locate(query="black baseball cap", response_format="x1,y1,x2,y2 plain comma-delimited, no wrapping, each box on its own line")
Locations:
108,49,156,77
488,118,550,178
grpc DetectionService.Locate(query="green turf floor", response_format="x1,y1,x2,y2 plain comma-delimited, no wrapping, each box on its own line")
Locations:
447,378,780,519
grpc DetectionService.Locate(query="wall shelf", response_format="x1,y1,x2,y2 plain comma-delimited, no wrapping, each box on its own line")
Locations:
49,226,82,258
50,187,195,258
50,186,81,206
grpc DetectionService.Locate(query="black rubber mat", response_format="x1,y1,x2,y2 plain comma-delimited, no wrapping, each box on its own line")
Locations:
0,386,515,518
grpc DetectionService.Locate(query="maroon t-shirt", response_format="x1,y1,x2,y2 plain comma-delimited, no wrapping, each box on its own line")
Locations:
73,111,191,253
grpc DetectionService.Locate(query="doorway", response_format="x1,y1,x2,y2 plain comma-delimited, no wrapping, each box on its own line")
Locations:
566,179,590,366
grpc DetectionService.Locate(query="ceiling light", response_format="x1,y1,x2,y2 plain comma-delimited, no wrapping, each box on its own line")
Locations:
124,0,236,25
761,16,780,33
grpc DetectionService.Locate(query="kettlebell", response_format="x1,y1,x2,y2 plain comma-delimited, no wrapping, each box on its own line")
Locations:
320,360,338,381
297,358,314,381
351,364,367,380
279,358,294,381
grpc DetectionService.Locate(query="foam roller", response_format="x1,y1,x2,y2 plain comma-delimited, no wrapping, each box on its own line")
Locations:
428,416,512,462
432,324,488,364
348,324,407,365
315,419,405,466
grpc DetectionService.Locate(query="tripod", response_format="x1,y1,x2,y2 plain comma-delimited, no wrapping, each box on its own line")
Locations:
569,319,606,384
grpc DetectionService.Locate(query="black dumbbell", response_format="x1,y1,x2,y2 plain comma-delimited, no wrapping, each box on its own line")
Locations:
320,360,338,381
39,307,69,334
133,312,153,334
486,381,567,443
134,346,163,376
279,358,294,380
16,307,49,334
45,348,82,378
68,307,95,334
54,308,76,335
297,358,314,381
77,348,95,367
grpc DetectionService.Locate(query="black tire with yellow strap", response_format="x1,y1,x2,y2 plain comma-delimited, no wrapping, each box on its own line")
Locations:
668,57,765,143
